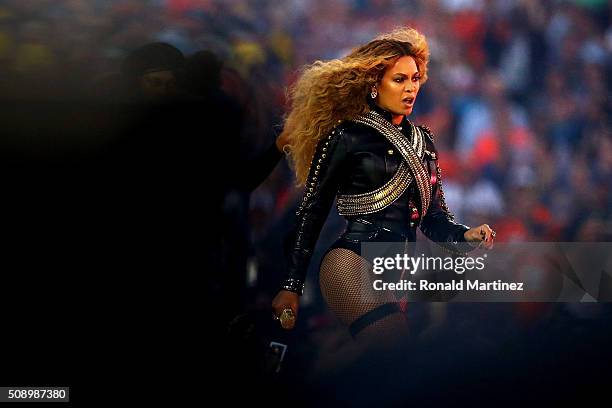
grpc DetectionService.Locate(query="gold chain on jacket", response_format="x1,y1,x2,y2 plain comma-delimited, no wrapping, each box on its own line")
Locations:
337,111,431,219
336,161,412,216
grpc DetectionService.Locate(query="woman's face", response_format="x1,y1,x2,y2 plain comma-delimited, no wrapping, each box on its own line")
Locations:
375,55,421,119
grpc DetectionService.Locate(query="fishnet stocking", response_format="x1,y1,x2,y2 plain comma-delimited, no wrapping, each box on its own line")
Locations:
319,248,408,339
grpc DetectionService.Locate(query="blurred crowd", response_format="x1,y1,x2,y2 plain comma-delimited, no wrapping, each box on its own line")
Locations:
1,0,610,241
0,0,610,401
0,0,610,298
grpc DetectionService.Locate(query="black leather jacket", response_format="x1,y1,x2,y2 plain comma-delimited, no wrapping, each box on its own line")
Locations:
281,107,471,295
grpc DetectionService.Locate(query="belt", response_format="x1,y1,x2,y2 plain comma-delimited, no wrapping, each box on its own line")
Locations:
348,218,414,240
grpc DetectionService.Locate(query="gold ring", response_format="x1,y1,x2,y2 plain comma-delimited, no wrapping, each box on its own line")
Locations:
279,308,295,329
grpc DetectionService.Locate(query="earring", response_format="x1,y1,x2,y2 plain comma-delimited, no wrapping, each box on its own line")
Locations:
370,88,377,99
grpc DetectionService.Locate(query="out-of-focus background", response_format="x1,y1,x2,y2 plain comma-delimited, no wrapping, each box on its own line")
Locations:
0,0,610,405
1,0,610,240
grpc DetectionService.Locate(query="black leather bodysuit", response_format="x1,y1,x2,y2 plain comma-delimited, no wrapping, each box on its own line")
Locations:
281,105,471,295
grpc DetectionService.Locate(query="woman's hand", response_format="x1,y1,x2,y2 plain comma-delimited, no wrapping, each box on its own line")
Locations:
272,290,300,330
464,224,496,249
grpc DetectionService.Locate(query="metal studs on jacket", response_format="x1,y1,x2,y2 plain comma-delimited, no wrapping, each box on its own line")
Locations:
295,129,337,217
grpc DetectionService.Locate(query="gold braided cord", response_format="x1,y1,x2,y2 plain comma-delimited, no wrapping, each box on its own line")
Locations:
337,162,412,216
336,113,426,216
352,111,431,220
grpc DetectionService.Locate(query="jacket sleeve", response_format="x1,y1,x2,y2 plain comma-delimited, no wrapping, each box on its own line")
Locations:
418,126,473,254
280,127,349,295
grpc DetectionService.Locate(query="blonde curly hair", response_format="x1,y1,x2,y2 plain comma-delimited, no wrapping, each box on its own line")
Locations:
283,27,430,186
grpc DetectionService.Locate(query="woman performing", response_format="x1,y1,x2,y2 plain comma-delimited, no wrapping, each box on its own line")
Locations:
272,27,495,339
